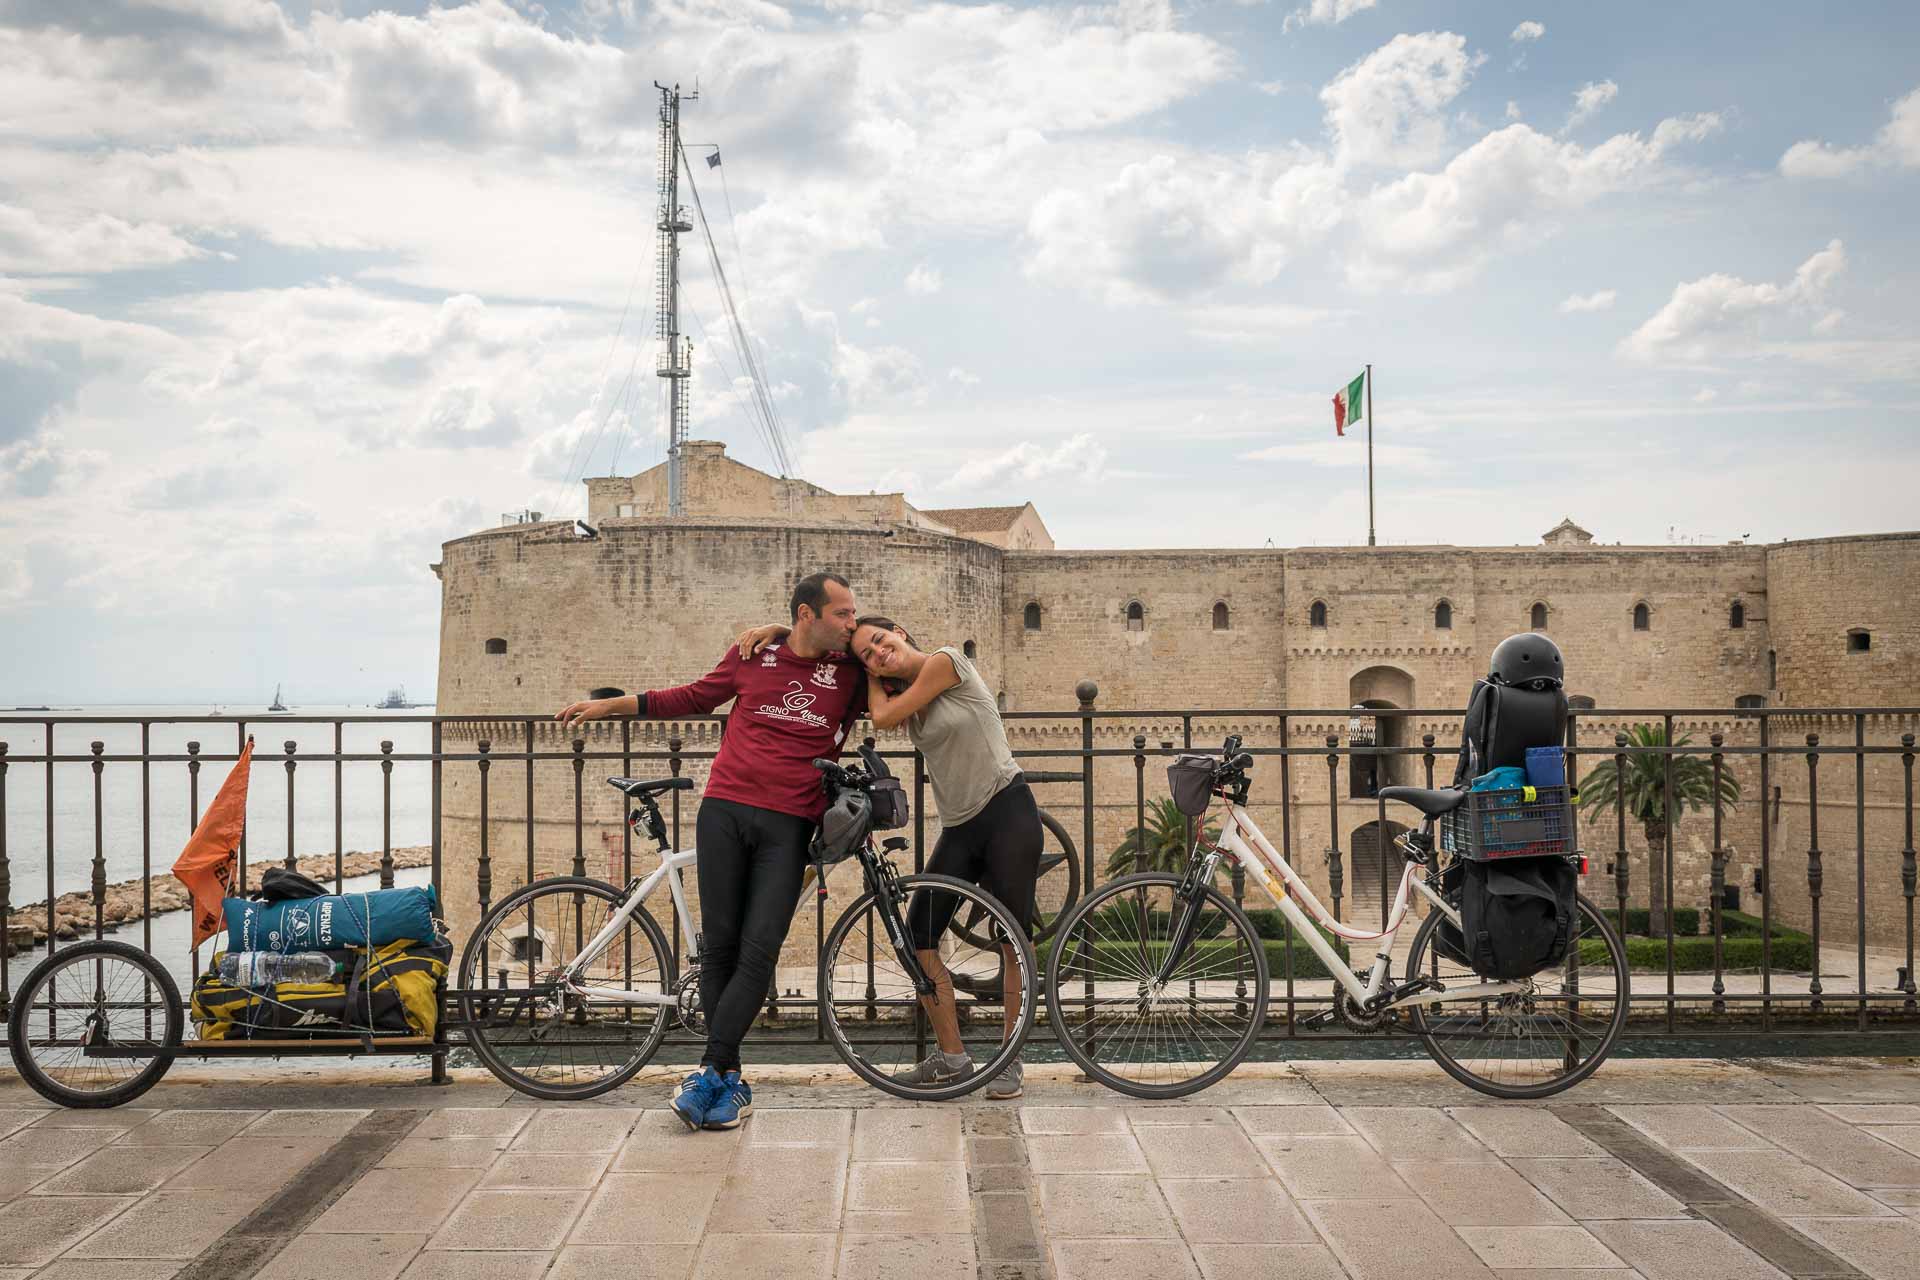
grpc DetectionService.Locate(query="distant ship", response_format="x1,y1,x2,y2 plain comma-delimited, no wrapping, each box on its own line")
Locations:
267,684,290,713
377,686,429,709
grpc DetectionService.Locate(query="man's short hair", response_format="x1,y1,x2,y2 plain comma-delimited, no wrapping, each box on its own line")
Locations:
790,572,850,622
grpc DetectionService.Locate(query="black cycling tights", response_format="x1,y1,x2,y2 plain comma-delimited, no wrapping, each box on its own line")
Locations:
694,797,813,1074
907,780,1043,949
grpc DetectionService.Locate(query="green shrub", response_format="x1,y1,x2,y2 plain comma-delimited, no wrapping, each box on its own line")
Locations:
1583,912,1813,973
1600,906,1702,937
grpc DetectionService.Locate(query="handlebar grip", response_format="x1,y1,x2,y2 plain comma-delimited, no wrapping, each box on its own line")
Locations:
811,759,835,771
1231,753,1254,769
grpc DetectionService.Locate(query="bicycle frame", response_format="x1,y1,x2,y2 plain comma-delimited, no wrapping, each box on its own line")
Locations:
1212,802,1524,1008
555,846,700,1007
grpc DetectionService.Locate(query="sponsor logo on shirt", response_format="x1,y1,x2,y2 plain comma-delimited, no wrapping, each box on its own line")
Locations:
760,645,779,667
753,680,832,729
810,661,839,689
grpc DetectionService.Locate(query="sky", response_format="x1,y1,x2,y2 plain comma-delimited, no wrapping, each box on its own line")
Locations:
2,0,1917,704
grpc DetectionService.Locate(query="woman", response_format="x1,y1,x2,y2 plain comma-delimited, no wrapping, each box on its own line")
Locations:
740,615,1040,1099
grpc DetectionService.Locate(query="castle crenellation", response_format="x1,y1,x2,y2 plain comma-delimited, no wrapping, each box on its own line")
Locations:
435,442,1920,953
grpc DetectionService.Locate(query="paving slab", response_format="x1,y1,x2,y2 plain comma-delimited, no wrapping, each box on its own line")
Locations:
738,1107,851,1148
568,1172,723,1245
1134,1123,1269,1178
1025,1132,1149,1175
1020,1107,1129,1136
1787,1215,1920,1280
252,1232,427,1280
31,1110,161,1132
407,1110,532,1140
1451,1106,1609,1158
32,1262,184,1280
428,1189,591,1252
706,1145,846,1233
844,1160,970,1233
1051,1238,1203,1280
1606,1105,1778,1152
614,1110,743,1172
1508,1156,1690,1220
1584,1219,1790,1280
1127,1105,1235,1128
1456,1225,1625,1269
836,1233,975,1280
1035,1174,1177,1239
240,1109,372,1139
65,1191,256,1260
0,1123,122,1171
0,1195,138,1267
1157,1176,1319,1243
1746,1059,1920,1105
161,1136,331,1194
115,1112,263,1147
1340,1104,1490,1156
851,1108,963,1161
1302,1196,1493,1280
1681,1147,1898,1218
1228,1104,1352,1136
0,1109,51,1140
479,1152,613,1189
1189,1242,1348,1280
378,1135,514,1170
308,1166,484,1234
33,1145,210,1196
1719,1104,1920,1188
691,1231,836,1280
1396,1157,1573,1226
506,1109,640,1154
1824,1105,1920,1125
548,1244,693,1280
395,1251,554,1280
1258,1134,1414,1199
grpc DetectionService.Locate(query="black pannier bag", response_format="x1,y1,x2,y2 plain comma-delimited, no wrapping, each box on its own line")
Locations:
1167,755,1217,817
1455,856,1576,980
860,747,910,830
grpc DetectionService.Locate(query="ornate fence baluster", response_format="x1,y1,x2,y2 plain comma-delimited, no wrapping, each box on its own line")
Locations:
187,741,201,983
1325,734,1343,925
91,741,105,939
284,739,298,872
1856,715,1868,1029
380,739,395,888
0,741,10,1021
1807,732,1823,1012
1901,732,1916,1014
476,740,493,918
1614,732,1630,934
571,737,586,880
1710,733,1727,1015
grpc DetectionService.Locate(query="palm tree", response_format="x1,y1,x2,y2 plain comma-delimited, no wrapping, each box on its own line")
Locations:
1576,722,1740,934
1107,797,1218,878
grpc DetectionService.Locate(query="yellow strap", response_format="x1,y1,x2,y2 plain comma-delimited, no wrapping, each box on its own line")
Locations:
1523,785,1537,802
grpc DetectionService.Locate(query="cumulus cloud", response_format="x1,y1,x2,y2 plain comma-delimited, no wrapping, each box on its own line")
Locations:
1320,31,1483,167
130,461,278,509
0,204,209,274
1780,86,1920,178
1620,240,1847,365
1283,0,1379,31
1511,21,1546,42
413,384,522,449
942,432,1107,491
1559,289,1617,313
905,264,942,296
0,428,105,498
1565,80,1619,133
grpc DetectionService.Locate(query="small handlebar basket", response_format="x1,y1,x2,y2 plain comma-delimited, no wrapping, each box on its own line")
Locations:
1168,755,1218,817
812,788,873,865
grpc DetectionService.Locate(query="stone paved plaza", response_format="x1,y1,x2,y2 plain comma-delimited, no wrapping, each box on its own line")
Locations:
4,1057,1920,1280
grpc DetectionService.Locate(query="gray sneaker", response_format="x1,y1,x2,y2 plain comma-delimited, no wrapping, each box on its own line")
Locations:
984,1060,1024,1100
895,1049,974,1086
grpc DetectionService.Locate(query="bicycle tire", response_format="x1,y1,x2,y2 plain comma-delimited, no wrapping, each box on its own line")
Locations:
458,876,676,1102
1406,890,1629,1099
949,806,1081,949
8,940,182,1109
1045,872,1269,1100
819,873,1036,1101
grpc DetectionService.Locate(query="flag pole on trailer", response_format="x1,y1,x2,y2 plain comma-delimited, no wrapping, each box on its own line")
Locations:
1366,362,1375,547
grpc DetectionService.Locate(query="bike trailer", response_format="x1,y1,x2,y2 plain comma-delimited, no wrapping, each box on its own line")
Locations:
191,938,450,1041
223,884,442,955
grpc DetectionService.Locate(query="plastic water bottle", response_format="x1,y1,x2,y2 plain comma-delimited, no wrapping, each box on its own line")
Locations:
218,952,339,989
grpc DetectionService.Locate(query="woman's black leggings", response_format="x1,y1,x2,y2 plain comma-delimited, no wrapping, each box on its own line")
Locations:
907,780,1043,949
693,797,813,1073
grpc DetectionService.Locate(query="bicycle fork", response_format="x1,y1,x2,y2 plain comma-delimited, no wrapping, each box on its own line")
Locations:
1150,848,1228,988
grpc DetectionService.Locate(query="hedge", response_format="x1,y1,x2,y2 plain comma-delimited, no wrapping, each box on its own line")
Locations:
1063,905,1352,982
1600,907,1702,937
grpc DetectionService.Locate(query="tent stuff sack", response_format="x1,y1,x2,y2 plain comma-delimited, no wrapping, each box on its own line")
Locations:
1167,755,1217,817
223,884,442,954
1453,856,1576,981
190,938,451,1041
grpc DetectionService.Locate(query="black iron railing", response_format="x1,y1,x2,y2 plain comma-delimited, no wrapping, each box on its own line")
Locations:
3,696,1918,1058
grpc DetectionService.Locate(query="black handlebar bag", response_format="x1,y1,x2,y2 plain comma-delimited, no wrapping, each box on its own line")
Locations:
857,746,910,830
812,789,874,866
1167,756,1217,817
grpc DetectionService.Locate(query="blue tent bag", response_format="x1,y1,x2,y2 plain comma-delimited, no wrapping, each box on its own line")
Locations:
224,885,442,954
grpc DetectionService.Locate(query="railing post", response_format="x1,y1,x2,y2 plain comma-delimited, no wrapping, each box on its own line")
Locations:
1759,714,1773,1032
1422,733,1435,789
429,717,448,1087
1900,731,1916,1014
284,739,298,871
1613,732,1630,934
380,740,395,888
669,735,684,973
91,741,106,939
333,722,344,892
1663,713,1676,1033
187,741,202,982
477,740,493,918
571,737,587,880
1077,681,1098,1036
1709,733,1727,1015
1806,732,1823,1012
0,741,9,1021
1132,735,1146,878
1856,714,1868,1029
1324,734,1343,923
524,719,536,886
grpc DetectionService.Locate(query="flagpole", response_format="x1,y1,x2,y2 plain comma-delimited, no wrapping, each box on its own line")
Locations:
1365,363,1375,547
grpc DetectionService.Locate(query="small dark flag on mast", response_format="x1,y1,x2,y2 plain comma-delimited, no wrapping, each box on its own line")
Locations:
172,736,254,948
706,149,721,168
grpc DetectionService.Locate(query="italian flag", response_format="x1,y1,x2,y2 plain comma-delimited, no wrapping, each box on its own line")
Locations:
1333,371,1365,436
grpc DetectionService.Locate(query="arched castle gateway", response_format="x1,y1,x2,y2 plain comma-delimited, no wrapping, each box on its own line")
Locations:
435,442,1920,955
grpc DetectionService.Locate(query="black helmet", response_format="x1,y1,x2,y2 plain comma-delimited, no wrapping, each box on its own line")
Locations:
1488,632,1564,690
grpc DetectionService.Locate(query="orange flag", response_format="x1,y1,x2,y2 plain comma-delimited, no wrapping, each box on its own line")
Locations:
173,736,253,949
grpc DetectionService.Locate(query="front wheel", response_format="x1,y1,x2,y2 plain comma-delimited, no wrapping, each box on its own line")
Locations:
1406,890,1629,1099
819,873,1036,1101
458,876,676,1101
8,940,182,1108
1045,872,1269,1099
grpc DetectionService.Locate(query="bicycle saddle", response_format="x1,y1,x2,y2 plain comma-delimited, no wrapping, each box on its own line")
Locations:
605,775,695,797
1377,785,1468,818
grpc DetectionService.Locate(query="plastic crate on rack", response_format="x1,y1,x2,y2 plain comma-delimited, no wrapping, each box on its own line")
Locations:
1440,784,1575,861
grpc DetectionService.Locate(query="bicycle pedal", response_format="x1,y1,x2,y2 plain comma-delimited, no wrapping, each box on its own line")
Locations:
1300,1009,1339,1029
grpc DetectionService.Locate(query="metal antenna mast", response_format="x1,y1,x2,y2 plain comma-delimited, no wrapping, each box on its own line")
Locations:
655,81,696,517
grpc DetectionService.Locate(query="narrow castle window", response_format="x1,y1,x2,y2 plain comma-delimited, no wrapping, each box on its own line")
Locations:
1633,603,1650,631
1309,600,1327,628
484,637,507,655
1434,600,1452,630
1729,601,1745,629
1530,602,1548,631
1213,602,1230,631
1769,649,1777,687
963,640,977,659
1848,629,1871,653
1126,601,1145,632
1024,602,1042,631
1735,694,1767,709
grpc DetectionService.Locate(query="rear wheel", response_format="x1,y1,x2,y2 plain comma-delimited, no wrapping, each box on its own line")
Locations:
7,941,181,1108
1406,889,1629,1099
949,807,1080,948
458,876,675,1101
1045,872,1268,1099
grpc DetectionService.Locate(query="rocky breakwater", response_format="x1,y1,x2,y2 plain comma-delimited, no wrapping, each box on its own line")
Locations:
5,846,432,958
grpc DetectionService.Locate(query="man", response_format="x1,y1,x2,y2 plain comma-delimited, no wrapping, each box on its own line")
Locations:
558,572,864,1130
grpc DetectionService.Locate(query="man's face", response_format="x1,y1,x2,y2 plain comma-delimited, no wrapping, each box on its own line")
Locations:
797,579,859,652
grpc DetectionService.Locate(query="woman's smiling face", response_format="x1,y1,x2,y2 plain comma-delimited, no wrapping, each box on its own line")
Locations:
854,624,911,677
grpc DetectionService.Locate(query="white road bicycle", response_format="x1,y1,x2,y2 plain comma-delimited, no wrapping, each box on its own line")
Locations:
1044,736,1630,1100
457,747,1036,1101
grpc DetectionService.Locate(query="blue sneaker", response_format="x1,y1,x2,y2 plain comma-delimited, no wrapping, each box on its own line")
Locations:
670,1065,724,1131
703,1070,753,1130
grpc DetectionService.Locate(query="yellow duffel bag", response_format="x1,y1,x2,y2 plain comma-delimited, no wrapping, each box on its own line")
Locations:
191,938,450,1041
